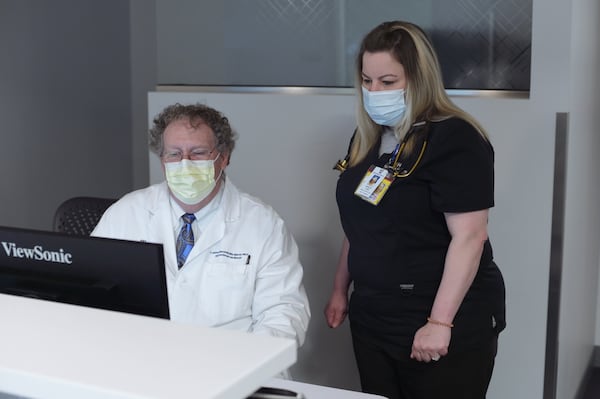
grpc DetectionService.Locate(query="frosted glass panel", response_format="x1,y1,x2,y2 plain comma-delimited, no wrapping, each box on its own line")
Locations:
156,0,531,90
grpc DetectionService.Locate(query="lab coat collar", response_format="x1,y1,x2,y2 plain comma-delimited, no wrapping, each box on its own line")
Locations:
141,179,244,274
146,181,171,218
190,177,242,250
220,176,243,223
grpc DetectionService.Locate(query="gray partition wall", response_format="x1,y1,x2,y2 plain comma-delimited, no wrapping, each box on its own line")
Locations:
0,0,134,230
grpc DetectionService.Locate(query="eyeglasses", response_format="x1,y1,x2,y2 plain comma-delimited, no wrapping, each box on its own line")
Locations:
161,147,217,163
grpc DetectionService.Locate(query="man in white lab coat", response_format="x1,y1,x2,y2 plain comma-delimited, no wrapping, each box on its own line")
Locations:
92,103,310,348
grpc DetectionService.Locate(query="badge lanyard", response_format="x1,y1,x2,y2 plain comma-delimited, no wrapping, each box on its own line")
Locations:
353,122,429,205
386,126,428,178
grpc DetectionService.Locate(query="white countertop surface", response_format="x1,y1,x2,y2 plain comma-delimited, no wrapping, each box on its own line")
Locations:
0,293,296,399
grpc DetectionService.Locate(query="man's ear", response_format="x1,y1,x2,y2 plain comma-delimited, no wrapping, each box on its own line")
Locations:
220,152,231,167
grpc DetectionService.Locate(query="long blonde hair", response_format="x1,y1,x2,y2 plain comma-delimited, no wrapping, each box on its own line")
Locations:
349,21,489,166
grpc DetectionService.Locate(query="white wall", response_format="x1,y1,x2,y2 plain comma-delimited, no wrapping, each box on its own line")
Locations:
147,88,550,398
575,0,600,355
149,91,362,390
558,0,600,397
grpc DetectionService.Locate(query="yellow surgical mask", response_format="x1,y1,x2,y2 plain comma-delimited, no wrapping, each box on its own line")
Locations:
164,155,221,205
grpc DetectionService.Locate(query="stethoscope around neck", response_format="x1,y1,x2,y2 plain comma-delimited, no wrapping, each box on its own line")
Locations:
333,156,349,173
334,121,429,178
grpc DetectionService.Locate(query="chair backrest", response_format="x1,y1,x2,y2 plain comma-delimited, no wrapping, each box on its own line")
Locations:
53,196,117,236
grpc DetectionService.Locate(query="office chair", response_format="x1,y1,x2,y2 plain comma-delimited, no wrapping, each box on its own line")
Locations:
53,196,117,236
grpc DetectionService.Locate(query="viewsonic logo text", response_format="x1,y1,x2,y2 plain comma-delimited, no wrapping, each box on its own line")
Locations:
1,241,73,264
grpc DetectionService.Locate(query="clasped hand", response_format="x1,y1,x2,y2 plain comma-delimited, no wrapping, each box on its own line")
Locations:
410,322,451,362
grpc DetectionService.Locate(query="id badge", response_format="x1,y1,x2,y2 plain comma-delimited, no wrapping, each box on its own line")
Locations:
354,165,395,205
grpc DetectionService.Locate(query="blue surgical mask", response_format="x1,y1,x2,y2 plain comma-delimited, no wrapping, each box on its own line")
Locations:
361,87,406,127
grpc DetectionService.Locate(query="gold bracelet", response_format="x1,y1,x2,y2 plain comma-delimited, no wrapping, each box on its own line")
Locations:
427,317,454,328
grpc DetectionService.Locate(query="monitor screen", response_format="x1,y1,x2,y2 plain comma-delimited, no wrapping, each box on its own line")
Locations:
0,225,169,319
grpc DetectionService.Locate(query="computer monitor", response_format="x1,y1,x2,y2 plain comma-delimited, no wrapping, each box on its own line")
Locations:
0,225,169,319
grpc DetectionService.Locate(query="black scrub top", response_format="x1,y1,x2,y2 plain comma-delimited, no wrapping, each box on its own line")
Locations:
336,117,505,356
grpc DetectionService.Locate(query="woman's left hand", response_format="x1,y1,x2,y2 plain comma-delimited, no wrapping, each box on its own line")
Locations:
410,322,451,362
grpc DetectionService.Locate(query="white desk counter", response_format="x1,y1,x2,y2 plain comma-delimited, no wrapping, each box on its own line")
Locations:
0,293,296,399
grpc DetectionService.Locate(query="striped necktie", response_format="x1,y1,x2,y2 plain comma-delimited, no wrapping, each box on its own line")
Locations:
176,213,196,269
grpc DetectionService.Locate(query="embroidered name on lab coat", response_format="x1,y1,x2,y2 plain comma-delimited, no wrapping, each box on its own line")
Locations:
210,250,252,265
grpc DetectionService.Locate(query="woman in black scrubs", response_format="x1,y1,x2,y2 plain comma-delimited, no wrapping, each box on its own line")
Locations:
325,21,506,399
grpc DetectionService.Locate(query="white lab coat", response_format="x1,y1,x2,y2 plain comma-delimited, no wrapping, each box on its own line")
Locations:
92,178,310,346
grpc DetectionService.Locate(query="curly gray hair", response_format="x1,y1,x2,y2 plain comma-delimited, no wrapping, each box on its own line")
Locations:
149,103,237,158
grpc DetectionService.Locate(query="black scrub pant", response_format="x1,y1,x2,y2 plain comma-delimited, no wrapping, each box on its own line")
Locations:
351,331,498,399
